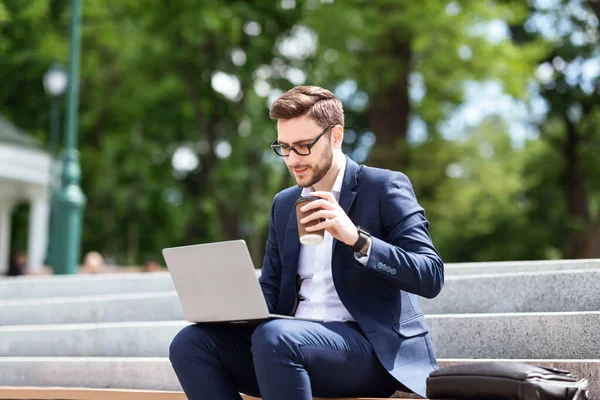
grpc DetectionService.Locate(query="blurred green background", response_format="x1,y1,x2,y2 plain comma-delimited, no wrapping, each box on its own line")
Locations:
1,0,599,267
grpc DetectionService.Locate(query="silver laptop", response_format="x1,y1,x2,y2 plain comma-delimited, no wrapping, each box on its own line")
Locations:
162,240,318,324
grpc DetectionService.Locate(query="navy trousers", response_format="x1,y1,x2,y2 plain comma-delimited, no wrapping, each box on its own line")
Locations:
169,319,399,400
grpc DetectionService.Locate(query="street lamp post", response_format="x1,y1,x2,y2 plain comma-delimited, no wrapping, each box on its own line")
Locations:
43,63,68,269
53,0,86,274
43,64,68,155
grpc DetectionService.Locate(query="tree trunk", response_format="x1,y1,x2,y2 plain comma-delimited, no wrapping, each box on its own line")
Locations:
581,222,600,258
562,115,593,258
367,38,412,171
583,3,600,258
589,1,600,22
177,62,229,242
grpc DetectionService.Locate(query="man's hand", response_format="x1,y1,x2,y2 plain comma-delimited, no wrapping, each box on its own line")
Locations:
299,191,359,246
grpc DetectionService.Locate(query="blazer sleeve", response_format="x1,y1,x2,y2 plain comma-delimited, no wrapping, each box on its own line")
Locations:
258,196,281,313
363,171,444,298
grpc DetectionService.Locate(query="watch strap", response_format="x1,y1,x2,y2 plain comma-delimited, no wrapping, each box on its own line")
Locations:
352,226,370,252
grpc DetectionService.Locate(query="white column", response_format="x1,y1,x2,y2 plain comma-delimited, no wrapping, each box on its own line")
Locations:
27,196,50,273
0,201,12,275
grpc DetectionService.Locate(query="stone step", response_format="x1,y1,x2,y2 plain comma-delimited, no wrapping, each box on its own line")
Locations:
428,311,600,359
0,358,596,398
0,357,182,392
0,273,175,300
0,270,261,300
0,312,597,359
0,292,184,326
443,259,600,275
0,358,415,399
1,259,597,301
421,269,600,314
0,321,187,357
3,269,598,326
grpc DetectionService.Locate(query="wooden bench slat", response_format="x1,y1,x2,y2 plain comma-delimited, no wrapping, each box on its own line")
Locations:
242,397,404,400
0,387,187,400
0,387,416,400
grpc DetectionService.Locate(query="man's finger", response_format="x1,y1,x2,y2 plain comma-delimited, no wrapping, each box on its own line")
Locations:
310,191,335,202
300,209,336,224
305,218,336,231
300,199,334,212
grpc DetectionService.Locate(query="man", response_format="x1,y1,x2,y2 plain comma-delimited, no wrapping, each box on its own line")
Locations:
169,86,444,399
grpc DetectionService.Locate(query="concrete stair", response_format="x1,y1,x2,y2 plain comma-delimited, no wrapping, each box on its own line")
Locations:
1,312,598,359
2,269,599,326
428,311,600,359
421,269,600,314
0,357,181,392
0,272,175,300
443,258,600,275
0,259,598,398
2,357,597,393
0,292,183,325
0,322,187,357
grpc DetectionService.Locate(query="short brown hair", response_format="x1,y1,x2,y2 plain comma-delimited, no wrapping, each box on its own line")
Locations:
269,86,344,128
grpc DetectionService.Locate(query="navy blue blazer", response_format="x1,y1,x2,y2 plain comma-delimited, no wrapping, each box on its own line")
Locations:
258,155,444,397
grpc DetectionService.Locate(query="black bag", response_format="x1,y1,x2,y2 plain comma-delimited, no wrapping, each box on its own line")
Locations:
426,362,589,400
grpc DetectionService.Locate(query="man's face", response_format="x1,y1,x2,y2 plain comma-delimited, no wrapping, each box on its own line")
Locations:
276,116,333,188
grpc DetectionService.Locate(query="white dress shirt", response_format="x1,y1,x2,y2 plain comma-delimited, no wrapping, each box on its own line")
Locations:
294,156,371,322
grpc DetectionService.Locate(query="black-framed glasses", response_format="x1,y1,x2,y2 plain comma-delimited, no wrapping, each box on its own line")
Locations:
271,125,335,157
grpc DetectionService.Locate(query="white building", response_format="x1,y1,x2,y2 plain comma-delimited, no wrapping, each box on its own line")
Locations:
0,114,53,275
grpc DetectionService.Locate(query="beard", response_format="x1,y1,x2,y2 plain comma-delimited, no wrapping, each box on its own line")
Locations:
290,145,333,188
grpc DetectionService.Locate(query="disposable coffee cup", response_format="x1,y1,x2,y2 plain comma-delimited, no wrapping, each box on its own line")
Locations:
295,196,325,245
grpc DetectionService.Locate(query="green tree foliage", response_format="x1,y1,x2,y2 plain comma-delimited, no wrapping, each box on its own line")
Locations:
298,0,545,169
511,0,600,258
288,1,549,261
1,0,598,266
419,117,555,261
1,0,302,265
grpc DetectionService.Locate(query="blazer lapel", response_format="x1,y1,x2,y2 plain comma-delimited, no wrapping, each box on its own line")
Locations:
334,156,360,252
282,187,302,279
338,158,359,215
